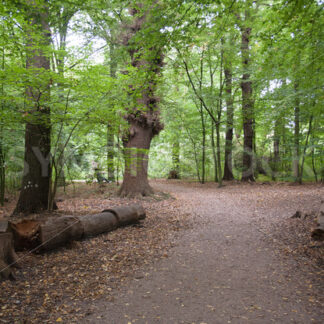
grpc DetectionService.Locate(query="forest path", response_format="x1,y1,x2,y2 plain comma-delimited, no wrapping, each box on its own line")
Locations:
85,181,323,323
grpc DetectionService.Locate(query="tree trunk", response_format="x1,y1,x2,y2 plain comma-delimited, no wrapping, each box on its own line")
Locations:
311,141,318,182
52,7,76,195
0,222,18,280
293,81,301,183
201,110,206,184
169,138,180,179
215,122,222,186
240,20,255,182
0,143,5,206
10,205,145,251
211,123,218,182
198,55,205,184
272,119,280,180
119,123,155,197
216,43,224,187
300,115,313,183
223,65,234,181
0,45,5,206
119,4,163,197
40,216,84,251
107,43,117,182
282,122,288,174
14,2,53,214
107,123,115,182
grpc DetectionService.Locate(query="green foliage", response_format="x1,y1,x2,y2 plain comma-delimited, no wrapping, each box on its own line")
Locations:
0,0,323,202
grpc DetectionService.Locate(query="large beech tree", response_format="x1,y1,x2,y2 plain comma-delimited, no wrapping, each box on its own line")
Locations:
238,6,255,182
223,39,234,181
118,2,164,197
14,1,53,214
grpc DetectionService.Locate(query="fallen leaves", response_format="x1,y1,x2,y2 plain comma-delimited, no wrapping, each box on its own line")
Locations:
0,182,191,323
1,181,323,323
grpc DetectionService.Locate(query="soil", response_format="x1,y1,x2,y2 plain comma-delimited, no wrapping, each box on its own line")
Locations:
0,180,323,323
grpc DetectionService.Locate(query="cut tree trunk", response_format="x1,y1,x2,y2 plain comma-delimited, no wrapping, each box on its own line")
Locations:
10,220,40,251
40,216,84,251
103,204,145,226
0,222,19,281
80,212,118,237
10,204,146,252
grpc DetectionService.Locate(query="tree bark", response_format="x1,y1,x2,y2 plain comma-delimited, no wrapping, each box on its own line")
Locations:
311,142,318,182
107,43,118,182
52,6,77,194
169,139,180,179
0,45,5,206
240,19,255,182
119,123,156,197
211,123,218,182
14,2,53,214
198,55,206,184
10,205,146,251
107,123,115,182
293,81,301,183
197,103,206,184
118,4,163,197
223,64,234,181
215,44,224,187
272,119,280,180
0,144,5,206
0,223,18,280
40,216,84,251
300,115,313,183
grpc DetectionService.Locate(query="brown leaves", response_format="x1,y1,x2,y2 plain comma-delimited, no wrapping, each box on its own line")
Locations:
0,183,190,323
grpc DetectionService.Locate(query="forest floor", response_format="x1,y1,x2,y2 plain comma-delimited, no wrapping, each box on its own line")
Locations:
0,180,323,323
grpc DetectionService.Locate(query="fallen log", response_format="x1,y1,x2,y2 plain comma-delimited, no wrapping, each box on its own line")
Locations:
39,216,84,251
10,220,40,251
103,204,145,226
0,221,19,281
9,204,146,254
79,212,118,237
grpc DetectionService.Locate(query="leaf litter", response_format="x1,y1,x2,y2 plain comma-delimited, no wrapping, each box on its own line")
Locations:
0,182,192,323
0,180,323,323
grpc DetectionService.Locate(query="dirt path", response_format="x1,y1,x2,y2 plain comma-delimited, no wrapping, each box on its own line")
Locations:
84,181,323,323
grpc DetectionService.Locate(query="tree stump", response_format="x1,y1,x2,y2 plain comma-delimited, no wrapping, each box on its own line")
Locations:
0,221,19,281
